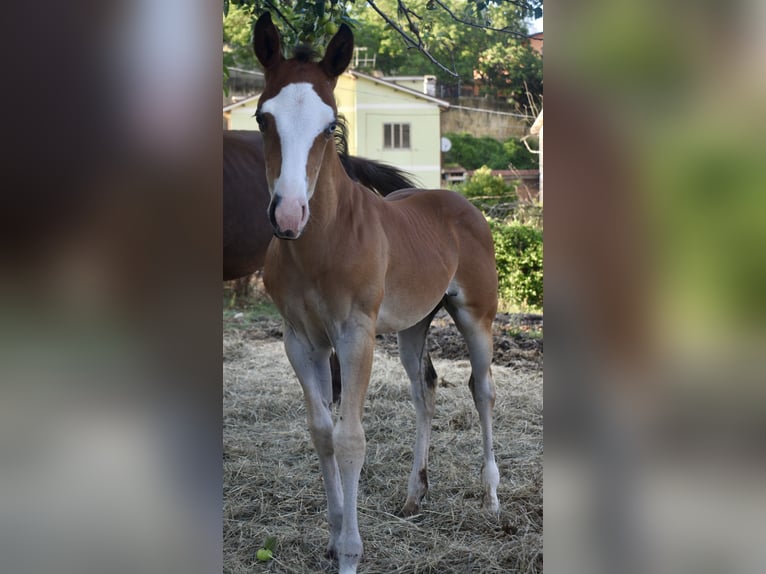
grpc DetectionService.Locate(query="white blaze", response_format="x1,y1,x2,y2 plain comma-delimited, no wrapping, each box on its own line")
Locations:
261,83,335,202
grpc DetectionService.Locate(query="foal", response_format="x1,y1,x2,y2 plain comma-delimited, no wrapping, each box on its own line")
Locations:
255,13,500,573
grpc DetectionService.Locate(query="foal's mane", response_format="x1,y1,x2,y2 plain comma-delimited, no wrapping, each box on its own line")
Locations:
293,44,319,62
333,116,418,197
333,115,351,157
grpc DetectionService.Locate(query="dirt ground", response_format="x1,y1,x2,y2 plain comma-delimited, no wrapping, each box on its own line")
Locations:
223,305,542,573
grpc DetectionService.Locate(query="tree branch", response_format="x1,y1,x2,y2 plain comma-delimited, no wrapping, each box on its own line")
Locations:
521,134,540,154
365,0,460,77
430,0,529,39
264,0,298,35
397,0,421,35
365,0,419,49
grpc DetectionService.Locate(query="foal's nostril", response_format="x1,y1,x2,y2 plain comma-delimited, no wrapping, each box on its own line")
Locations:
268,195,280,228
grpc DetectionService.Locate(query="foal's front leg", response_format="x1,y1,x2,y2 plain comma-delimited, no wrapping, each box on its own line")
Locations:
282,326,344,558
333,319,376,574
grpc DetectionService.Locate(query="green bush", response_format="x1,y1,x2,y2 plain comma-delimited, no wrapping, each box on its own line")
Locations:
458,165,517,203
444,132,538,171
444,133,507,170
502,137,538,170
489,219,543,309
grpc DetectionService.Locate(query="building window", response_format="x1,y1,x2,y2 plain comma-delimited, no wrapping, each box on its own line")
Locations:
383,123,411,149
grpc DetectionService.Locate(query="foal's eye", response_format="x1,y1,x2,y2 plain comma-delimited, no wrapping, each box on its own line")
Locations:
255,111,266,130
325,121,337,137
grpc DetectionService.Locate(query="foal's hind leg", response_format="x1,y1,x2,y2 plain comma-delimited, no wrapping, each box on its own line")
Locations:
444,297,501,512
397,306,441,516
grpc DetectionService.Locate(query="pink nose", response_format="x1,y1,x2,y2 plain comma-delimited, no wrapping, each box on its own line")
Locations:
269,195,308,238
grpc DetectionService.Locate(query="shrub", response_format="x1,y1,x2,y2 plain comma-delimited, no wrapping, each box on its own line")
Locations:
489,219,543,309
503,137,538,170
444,132,538,171
444,133,507,170
458,165,517,204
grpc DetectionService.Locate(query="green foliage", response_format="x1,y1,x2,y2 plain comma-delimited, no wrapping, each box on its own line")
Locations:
458,165,516,202
489,219,543,309
226,0,356,51
348,0,533,84
444,133,505,170
223,1,542,109
503,136,538,170
224,2,257,69
475,40,542,114
444,132,537,171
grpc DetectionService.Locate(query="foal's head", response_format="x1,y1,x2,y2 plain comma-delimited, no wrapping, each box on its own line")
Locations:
253,13,354,239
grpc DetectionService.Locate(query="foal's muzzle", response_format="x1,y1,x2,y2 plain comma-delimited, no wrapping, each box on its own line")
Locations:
268,194,307,240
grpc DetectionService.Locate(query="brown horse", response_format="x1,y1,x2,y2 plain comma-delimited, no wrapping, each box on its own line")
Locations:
223,126,417,281
255,13,500,573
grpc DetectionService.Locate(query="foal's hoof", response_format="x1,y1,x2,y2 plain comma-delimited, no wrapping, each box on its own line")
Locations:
325,544,338,561
482,495,501,515
399,500,421,517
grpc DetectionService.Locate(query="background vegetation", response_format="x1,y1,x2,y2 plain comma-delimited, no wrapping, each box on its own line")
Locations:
443,132,538,170
451,166,543,311
488,219,543,309
224,0,543,114
224,1,544,311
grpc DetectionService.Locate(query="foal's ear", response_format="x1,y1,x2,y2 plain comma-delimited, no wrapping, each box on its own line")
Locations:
253,13,283,69
321,24,354,78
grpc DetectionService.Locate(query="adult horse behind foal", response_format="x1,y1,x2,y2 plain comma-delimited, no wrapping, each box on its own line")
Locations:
255,13,500,574
223,128,417,281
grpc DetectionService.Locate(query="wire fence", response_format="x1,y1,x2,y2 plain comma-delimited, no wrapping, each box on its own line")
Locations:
470,200,544,228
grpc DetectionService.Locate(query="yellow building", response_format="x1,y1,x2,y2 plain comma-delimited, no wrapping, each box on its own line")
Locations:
223,71,449,188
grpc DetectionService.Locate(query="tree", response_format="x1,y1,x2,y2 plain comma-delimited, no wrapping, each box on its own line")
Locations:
225,0,357,51
224,2,257,70
475,40,542,114
349,0,514,83
225,0,542,78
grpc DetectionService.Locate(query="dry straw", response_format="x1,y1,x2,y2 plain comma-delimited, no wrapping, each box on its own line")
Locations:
224,323,542,573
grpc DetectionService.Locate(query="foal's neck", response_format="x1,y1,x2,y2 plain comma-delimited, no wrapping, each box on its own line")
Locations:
309,147,363,228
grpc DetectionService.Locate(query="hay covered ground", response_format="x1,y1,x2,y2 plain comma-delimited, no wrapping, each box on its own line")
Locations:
223,290,543,573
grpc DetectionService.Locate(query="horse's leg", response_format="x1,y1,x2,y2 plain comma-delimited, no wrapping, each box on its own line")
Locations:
283,325,344,558
397,306,441,516
333,319,375,574
444,297,501,513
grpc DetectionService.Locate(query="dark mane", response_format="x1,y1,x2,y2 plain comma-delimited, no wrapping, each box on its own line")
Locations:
293,44,319,62
334,116,419,196
334,115,350,157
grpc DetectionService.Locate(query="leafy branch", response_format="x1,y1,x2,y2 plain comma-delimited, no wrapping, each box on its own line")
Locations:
366,0,462,77
225,0,541,78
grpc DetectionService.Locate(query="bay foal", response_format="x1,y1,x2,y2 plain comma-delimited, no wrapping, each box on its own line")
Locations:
255,13,500,573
